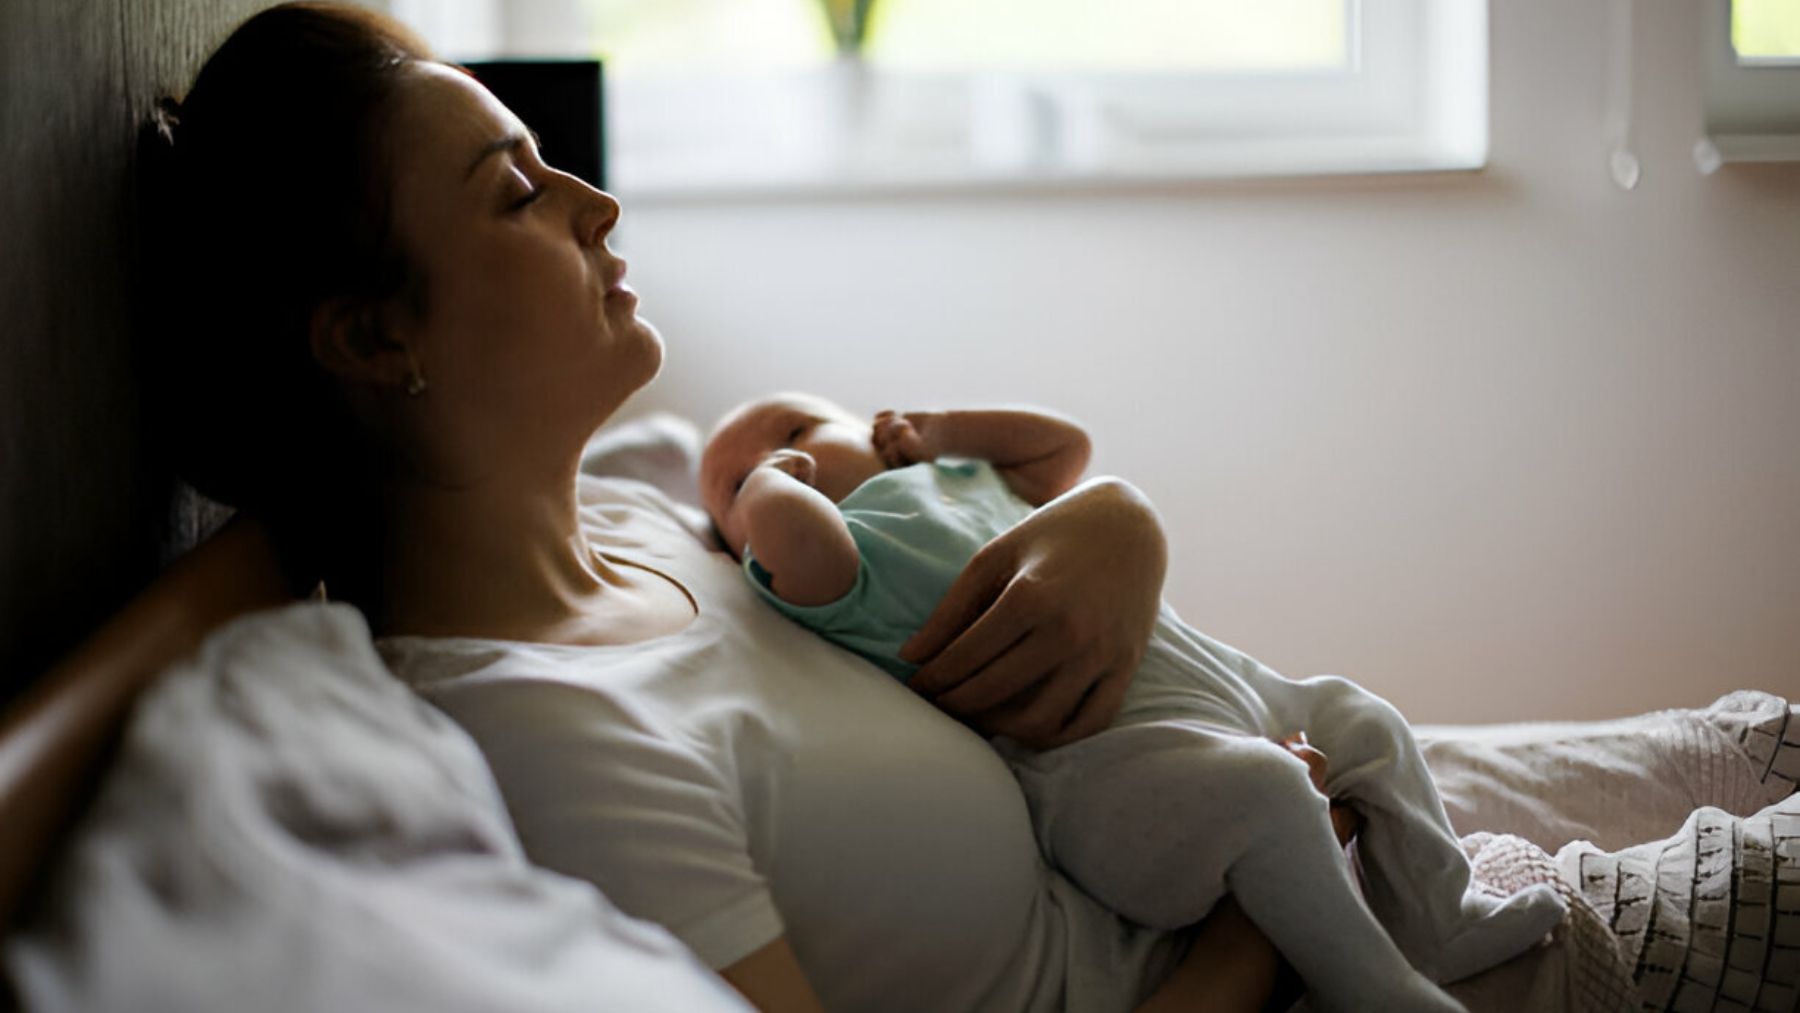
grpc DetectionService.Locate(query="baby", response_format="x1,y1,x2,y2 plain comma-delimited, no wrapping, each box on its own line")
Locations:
700,393,1566,1013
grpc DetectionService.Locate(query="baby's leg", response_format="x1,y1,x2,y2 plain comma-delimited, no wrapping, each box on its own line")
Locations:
1008,722,1464,1013
1260,674,1567,983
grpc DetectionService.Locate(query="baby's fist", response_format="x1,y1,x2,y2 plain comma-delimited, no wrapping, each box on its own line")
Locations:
760,448,817,485
873,410,928,468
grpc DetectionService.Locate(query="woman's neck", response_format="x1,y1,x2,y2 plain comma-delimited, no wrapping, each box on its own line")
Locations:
374,458,617,642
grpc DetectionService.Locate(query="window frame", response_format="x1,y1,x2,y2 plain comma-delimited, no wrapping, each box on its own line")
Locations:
407,0,1490,198
1701,0,1800,165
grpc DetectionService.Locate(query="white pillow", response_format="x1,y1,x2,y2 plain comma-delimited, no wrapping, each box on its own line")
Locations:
4,602,751,1013
581,411,705,507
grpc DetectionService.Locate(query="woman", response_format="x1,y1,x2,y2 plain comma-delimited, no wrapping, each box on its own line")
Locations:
149,5,1328,1010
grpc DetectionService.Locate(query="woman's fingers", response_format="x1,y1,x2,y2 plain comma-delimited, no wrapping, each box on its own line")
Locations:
972,653,1102,747
906,595,1031,697
908,478,1166,742
1040,665,1132,748
901,548,1017,689
933,629,1062,716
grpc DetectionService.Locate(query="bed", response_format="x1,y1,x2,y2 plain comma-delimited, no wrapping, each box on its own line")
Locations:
1,415,1795,1013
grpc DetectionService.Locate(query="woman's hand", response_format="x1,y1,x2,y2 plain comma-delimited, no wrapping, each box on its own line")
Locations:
900,477,1167,749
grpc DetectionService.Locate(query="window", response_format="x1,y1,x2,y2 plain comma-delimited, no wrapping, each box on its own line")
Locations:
1733,0,1800,63
1698,0,1800,168
392,0,1488,196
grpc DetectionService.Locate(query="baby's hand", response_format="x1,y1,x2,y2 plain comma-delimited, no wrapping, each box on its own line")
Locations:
759,448,817,486
1280,732,1329,792
873,410,930,468
1280,732,1362,847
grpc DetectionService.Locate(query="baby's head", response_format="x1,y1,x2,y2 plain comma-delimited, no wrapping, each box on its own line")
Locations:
701,393,886,557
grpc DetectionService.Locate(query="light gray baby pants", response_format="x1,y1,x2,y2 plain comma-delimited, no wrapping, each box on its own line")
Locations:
998,606,1567,1013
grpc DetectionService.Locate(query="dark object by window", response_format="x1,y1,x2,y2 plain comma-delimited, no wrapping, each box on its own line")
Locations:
463,60,606,191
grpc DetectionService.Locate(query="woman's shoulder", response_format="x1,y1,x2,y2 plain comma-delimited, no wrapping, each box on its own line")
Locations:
375,632,726,787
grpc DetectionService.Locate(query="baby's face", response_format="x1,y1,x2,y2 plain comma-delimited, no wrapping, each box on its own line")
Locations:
701,394,886,555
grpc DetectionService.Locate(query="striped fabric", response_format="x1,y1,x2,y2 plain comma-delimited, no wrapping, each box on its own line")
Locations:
1555,694,1800,1013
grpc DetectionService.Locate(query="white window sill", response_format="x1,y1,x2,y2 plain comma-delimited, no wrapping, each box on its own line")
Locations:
1702,133,1800,164
611,150,1487,204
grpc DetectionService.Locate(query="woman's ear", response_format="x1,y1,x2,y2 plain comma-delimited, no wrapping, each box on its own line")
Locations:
308,296,412,388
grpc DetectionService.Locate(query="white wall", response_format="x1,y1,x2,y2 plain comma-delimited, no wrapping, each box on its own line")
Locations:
613,0,1800,723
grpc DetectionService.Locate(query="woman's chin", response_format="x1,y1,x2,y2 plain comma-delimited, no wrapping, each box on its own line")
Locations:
634,317,665,382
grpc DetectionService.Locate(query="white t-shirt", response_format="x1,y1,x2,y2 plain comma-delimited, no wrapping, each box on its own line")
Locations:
377,476,1187,1013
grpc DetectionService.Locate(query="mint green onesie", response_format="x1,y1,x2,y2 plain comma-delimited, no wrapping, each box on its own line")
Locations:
744,459,1030,684
742,460,1562,1013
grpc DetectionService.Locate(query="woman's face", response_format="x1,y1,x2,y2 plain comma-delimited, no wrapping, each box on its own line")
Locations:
380,63,660,480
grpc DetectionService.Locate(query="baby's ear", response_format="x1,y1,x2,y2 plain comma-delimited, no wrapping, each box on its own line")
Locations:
308,296,410,387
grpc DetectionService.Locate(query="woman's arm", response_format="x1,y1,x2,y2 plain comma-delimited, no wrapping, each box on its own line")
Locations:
719,937,828,1013
901,476,1167,748
738,451,861,607
874,408,1092,507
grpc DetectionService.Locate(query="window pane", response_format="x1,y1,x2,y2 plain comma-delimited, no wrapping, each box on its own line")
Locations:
583,0,1348,76
583,0,834,75
864,0,1348,73
1733,0,1800,61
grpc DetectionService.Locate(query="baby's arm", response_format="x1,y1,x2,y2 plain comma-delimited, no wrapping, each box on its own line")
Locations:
875,408,1092,507
738,450,862,607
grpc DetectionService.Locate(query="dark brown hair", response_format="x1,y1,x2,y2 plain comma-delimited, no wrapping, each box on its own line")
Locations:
142,2,437,614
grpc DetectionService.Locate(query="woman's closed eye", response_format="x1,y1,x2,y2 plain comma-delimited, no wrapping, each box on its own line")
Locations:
504,159,545,212
509,182,544,212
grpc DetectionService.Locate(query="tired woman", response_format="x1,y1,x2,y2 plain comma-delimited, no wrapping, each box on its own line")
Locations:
149,4,1333,1009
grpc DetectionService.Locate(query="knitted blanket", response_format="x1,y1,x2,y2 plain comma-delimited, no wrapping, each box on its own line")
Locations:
1444,692,1799,1013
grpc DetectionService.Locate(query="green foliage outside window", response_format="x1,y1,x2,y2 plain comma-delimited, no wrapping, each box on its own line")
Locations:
582,0,1345,77
1734,0,1800,60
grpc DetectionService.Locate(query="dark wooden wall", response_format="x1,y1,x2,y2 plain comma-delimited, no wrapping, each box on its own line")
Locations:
0,0,273,703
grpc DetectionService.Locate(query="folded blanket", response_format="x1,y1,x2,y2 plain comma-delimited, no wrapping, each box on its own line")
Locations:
1426,691,1800,1013
1455,832,1636,1013
1420,691,1798,855
1555,794,1800,1013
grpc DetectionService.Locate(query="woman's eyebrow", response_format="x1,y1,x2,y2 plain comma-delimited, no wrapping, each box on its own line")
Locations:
463,128,542,182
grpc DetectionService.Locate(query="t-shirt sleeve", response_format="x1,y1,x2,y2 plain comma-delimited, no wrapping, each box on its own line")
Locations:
419,674,784,971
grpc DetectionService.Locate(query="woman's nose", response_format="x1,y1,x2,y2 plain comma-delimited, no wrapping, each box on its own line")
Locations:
573,181,620,247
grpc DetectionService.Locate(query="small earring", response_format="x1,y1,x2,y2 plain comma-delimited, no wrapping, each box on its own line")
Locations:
402,347,427,396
